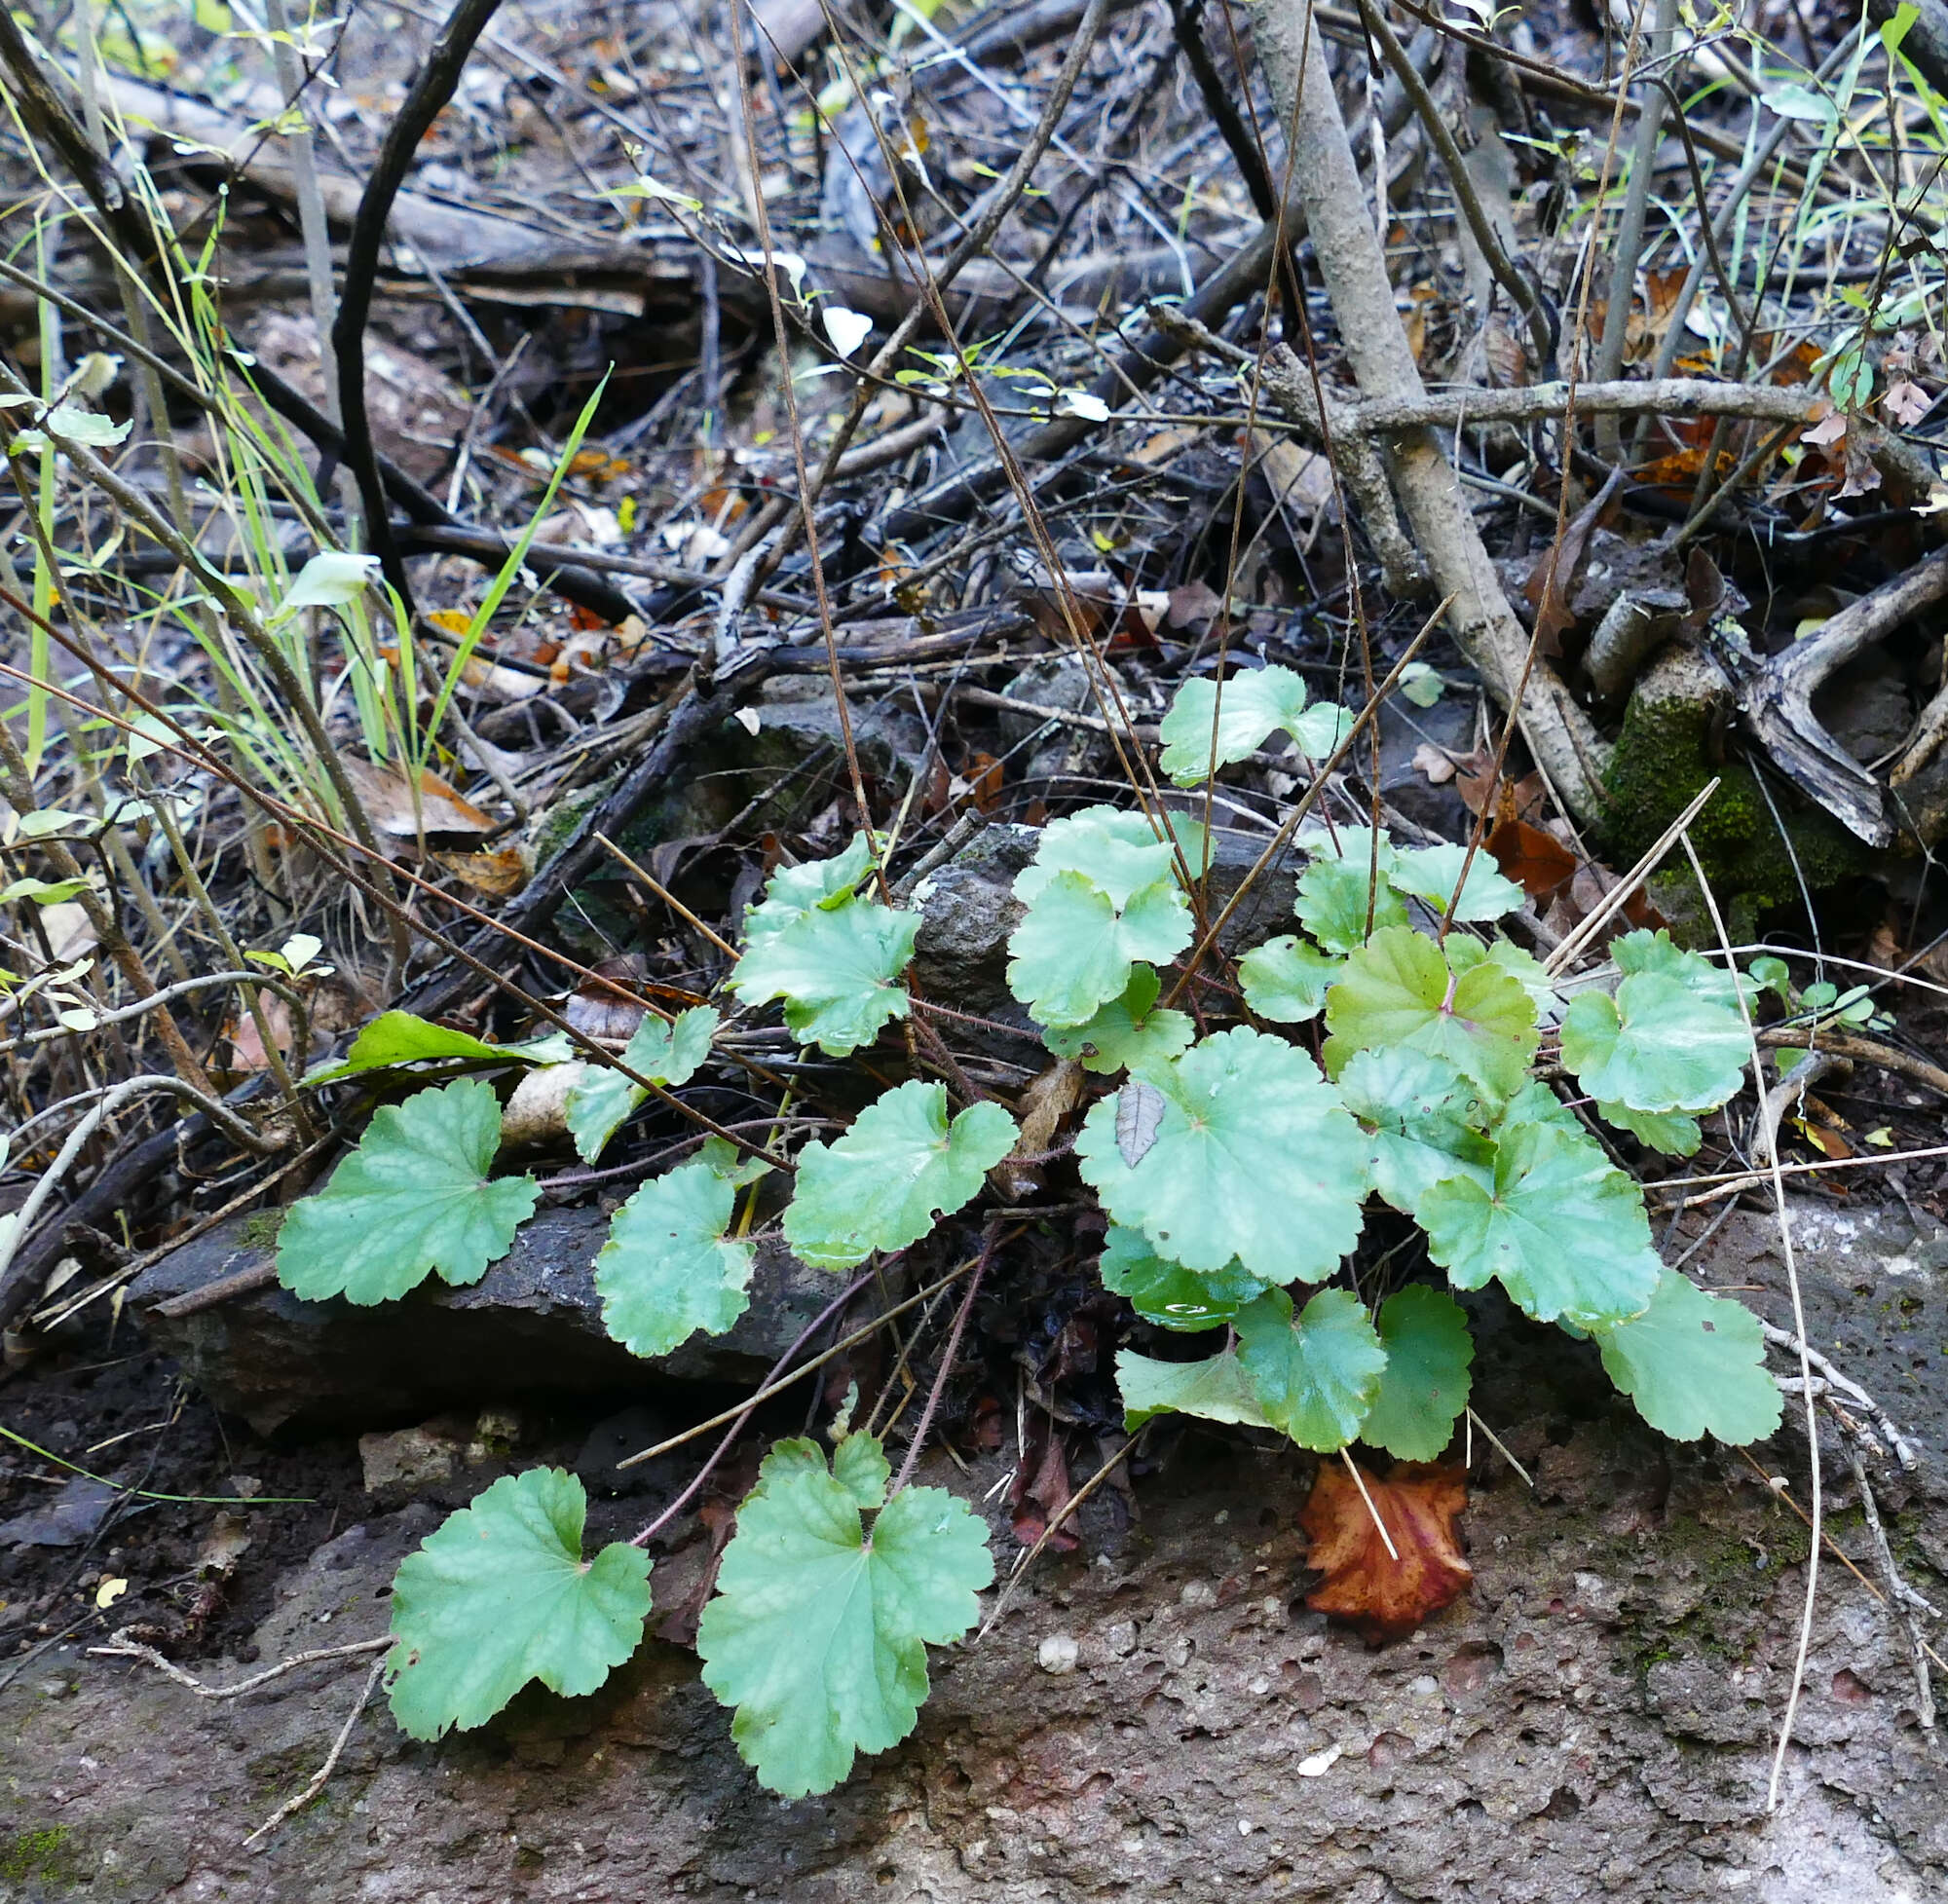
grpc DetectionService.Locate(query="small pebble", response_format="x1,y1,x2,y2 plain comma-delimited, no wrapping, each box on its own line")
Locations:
1037,1634,1080,1674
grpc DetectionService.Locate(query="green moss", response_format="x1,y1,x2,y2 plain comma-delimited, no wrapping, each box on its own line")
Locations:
1601,690,1869,934
1,1826,80,1885
241,1210,285,1249
529,768,622,871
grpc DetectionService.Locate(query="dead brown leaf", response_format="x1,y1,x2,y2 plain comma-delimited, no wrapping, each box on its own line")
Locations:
220,996,294,1074
339,756,497,839
1524,467,1622,659
993,1059,1084,1201
1300,1461,1472,1639
1410,742,1456,786
1486,816,1578,902
435,847,529,896
1009,1412,1078,1551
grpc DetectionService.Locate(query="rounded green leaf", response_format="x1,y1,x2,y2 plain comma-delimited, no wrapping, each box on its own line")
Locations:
1294,830,1409,954
1098,1224,1270,1331
1560,964,1747,1114
1075,1027,1370,1280
1337,1046,1494,1213
1117,1344,1271,1430
1158,666,1349,784
1007,870,1191,1028
1447,936,1557,1014
1388,842,1525,922
730,896,918,1056
742,833,877,946
1014,805,1180,908
1592,1270,1782,1443
1234,1287,1387,1452
596,1149,755,1356
565,1005,719,1163
1361,1286,1474,1460
1324,924,1539,1101
277,1079,541,1305
696,1435,993,1798
1597,1100,1703,1157
783,1081,1018,1269
1041,964,1195,1073
386,1469,652,1738
1414,1121,1661,1326
1238,934,1343,1023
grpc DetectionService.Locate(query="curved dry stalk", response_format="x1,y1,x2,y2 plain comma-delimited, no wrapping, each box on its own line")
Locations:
1678,831,1822,1817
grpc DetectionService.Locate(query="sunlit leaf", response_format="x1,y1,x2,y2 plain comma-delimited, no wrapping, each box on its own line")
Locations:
1446,935,1556,1014
730,894,918,1056
783,1081,1017,1269
273,549,382,619
1414,1121,1661,1326
1337,1046,1494,1213
1040,964,1195,1072
1015,804,1180,908
1597,1100,1703,1157
743,834,878,946
595,1139,760,1355
307,1009,570,1082
1387,842,1525,923
386,1469,651,1737
278,1079,540,1304
1560,929,1746,1113
1235,1287,1386,1452
1237,934,1343,1023
1116,1343,1270,1429
1293,830,1407,954
1325,925,1538,1100
1076,1027,1369,1280
564,1005,718,1162
1157,665,1352,784
1008,870,1192,1029
1592,1270,1782,1443
696,1435,993,1797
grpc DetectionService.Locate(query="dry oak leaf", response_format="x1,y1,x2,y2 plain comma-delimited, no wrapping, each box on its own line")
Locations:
1299,1460,1471,1639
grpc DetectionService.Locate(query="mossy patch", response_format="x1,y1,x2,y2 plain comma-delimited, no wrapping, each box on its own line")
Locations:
1601,686,1870,937
1,1826,81,1886
241,1210,286,1249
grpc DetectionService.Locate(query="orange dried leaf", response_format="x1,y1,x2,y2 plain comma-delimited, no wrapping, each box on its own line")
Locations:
338,756,496,839
1487,816,1578,901
1299,1461,1471,1638
434,848,528,896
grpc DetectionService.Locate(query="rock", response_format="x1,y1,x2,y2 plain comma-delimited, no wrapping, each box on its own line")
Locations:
1568,528,1688,624
14,1199,1948,1898
131,1210,847,1434
628,677,930,850
996,655,1117,784
1817,652,1913,765
0,1475,118,1549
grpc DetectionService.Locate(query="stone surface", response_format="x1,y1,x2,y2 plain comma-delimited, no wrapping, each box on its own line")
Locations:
131,1210,844,1434
8,1200,1944,1902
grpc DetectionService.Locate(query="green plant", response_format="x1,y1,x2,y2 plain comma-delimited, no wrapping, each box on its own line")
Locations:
271,673,1784,1798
